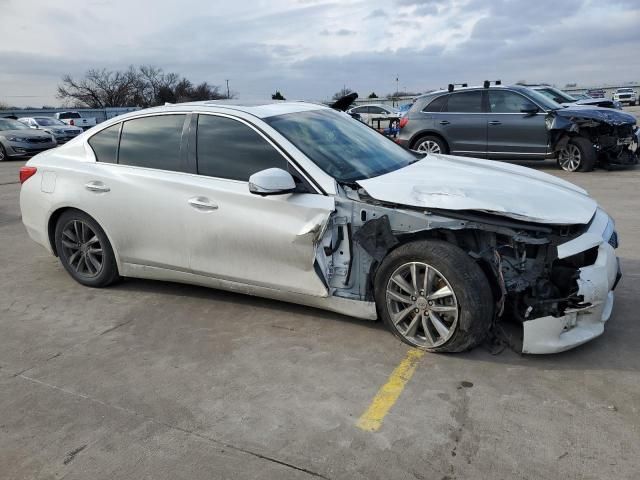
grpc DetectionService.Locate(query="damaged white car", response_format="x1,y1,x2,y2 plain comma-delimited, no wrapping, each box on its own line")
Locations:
19,102,622,354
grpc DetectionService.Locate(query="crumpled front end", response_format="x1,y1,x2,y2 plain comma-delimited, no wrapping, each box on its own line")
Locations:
522,209,621,354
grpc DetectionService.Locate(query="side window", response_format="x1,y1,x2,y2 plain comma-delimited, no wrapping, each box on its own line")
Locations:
422,95,448,112
445,91,483,113
196,115,288,181
489,91,533,113
118,115,186,171
368,106,385,114
88,123,121,164
352,106,366,114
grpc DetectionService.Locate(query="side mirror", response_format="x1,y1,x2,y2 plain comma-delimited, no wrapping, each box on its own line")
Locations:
248,168,296,196
521,103,539,115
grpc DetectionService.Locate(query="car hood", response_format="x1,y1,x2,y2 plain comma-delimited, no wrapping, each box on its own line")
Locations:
357,154,597,225
562,98,618,109
0,129,53,139
554,105,636,126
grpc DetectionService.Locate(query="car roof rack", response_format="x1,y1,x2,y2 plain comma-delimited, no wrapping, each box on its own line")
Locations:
447,83,468,92
483,79,502,88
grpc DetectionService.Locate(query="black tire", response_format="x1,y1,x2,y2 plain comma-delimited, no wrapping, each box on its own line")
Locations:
54,209,120,288
557,136,596,172
412,135,448,154
374,240,494,353
631,102,636,106
0,144,7,162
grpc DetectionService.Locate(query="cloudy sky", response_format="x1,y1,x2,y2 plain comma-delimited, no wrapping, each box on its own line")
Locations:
1,0,638,107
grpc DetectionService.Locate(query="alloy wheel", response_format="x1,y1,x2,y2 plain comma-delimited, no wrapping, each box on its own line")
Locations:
0,146,6,161
60,220,104,277
416,140,441,154
385,262,459,348
558,144,582,172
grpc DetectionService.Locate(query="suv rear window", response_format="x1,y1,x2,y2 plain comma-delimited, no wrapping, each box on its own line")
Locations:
58,112,82,119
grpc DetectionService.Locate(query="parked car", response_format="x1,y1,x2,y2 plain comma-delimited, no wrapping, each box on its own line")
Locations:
0,118,57,161
19,101,621,354
18,116,84,144
612,88,637,106
54,111,97,130
346,104,400,126
586,89,606,98
527,85,621,109
570,93,594,100
397,84,639,172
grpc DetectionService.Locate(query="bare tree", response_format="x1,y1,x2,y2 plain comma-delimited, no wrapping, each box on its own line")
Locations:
332,87,354,100
57,65,228,108
0,101,10,110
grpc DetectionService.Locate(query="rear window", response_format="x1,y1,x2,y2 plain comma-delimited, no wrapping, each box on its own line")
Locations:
422,95,447,112
445,91,483,113
118,115,186,172
58,112,82,119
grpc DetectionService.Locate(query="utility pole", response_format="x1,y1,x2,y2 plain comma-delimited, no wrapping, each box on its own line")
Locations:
225,79,230,99
395,75,399,107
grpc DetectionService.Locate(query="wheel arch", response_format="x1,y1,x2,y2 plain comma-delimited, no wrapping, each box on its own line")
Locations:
47,207,122,270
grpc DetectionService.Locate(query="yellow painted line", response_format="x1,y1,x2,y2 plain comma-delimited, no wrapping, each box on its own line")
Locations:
356,348,425,432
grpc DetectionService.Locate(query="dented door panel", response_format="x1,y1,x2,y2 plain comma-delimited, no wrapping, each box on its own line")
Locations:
185,175,334,297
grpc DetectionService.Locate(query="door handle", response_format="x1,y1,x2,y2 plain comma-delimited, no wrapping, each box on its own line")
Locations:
85,181,110,193
489,120,502,126
188,196,218,211
439,120,450,125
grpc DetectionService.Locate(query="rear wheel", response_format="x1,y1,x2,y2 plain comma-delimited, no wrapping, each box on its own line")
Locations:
375,240,493,353
413,135,448,154
54,210,119,287
0,144,6,162
557,137,596,172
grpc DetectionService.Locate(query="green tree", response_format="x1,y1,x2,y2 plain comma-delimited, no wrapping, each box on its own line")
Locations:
271,91,286,100
368,92,378,98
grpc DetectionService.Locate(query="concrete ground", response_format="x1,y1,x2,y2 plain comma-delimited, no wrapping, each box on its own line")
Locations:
1,156,639,480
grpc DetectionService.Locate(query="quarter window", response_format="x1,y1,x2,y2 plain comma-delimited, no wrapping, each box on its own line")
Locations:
118,115,186,171
489,91,534,113
196,115,287,181
445,91,483,113
88,123,121,164
422,95,448,112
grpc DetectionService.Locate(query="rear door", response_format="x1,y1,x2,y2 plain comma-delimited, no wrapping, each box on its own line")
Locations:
434,91,487,157
486,90,548,159
85,113,193,271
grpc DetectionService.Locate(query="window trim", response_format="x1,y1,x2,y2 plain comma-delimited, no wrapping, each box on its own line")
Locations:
192,111,323,194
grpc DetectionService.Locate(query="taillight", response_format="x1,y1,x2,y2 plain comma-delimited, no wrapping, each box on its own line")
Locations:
19,166,37,184
69,119,75,125
399,116,409,129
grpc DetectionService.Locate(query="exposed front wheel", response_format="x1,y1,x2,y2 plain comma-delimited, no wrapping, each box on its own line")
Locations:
557,137,596,172
413,135,448,154
375,240,493,353
54,209,120,287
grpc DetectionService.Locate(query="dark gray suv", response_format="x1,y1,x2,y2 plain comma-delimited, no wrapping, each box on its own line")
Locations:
397,85,639,172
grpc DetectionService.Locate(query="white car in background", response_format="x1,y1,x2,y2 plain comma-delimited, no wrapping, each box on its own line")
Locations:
18,117,84,144
19,101,621,354
346,103,400,126
612,88,637,106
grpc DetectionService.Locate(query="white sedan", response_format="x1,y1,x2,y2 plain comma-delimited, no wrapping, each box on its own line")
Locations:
19,101,621,354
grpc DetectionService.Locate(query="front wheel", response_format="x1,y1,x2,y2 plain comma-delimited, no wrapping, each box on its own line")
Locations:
557,137,596,172
375,240,494,353
0,144,7,162
54,209,120,287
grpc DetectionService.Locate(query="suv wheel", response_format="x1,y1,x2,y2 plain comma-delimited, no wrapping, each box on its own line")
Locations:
54,209,120,287
414,135,447,154
557,137,596,172
375,240,493,353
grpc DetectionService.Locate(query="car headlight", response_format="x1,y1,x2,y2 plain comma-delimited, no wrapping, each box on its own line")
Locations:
7,136,29,142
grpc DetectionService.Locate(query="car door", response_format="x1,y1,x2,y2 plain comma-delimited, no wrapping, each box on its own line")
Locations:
184,113,335,297
486,90,548,159
433,91,487,158
84,113,193,271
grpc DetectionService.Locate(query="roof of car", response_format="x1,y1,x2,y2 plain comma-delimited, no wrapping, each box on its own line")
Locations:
416,84,518,99
118,101,329,120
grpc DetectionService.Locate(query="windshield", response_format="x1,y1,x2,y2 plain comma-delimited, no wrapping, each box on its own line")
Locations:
536,87,576,104
618,88,633,92
0,118,29,131
265,109,415,183
517,87,564,110
35,117,66,126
